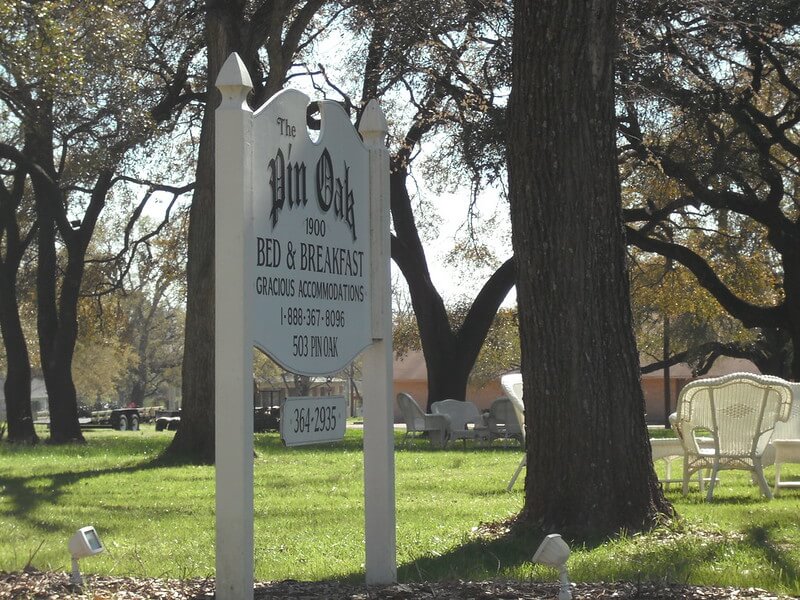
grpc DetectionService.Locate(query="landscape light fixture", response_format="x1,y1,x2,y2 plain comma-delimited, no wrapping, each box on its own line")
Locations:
532,533,572,600
68,526,104,585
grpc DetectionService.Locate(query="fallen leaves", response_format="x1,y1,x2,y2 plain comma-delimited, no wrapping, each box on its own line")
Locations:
0,570,792,599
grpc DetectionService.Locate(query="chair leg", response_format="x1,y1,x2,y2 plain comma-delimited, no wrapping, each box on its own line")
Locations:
682,456,690,497
753,462,772,499
706,462,720,501
664,458,672,490
429,429,446,449
774,462,783,497
507,455,527,492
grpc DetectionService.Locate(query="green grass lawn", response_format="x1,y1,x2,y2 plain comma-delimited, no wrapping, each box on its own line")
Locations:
0,426,799,594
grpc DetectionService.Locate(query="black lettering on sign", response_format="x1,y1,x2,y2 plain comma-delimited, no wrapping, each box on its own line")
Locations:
310,335,338,358
256,237,281,267
299,242,363,277
268,149,285,227
315,149,357,241
267,146,358,241
315,148,334,212
254,276,295,296
268,145,308,229
276,117,296,137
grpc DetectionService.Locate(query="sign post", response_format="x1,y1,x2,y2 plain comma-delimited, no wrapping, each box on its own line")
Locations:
214,54,255,600
214,52,395,600
359,102,396,584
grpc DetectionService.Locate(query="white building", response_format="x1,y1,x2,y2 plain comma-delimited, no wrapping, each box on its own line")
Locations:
0,378,49,421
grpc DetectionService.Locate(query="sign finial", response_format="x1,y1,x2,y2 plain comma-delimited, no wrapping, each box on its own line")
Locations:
216,53,253,108
359,100,388,148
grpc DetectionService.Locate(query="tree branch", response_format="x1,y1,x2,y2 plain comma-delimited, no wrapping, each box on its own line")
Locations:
626,225,785,329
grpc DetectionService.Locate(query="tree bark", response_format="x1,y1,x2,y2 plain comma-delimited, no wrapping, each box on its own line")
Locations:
0,154,38,444
0,281,37,444
508,0,672,539
36,212,85,443
34,169,111,443
782,247,800,379
167,3,239,461
26,108,86,443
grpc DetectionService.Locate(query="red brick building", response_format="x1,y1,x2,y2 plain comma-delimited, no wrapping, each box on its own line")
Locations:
392,351,759,425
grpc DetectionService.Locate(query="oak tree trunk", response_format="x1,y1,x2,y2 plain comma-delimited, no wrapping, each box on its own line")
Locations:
0,147,38,443
389,167,516,410
0,176,37,443
28,115,86,443
168,0,310,461
166,6,234,461
784,248,800,379
0,276,37,443
36,215,85,443
508,0,672,539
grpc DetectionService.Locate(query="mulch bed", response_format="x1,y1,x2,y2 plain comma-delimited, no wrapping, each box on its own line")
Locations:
1,571,795,599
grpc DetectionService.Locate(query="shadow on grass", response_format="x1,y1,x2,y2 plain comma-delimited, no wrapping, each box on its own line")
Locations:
3,427,503,529
747,524,799,589
0,428,379,531
565,521,799,592
304,524,540,586
0,450,206,530
366,516,798,590
388,522,657,584
395,529,536,582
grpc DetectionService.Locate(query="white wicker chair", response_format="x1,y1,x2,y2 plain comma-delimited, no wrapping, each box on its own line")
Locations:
396,393,449,449
430,399,488,447
500,373,527,491
673,372,793,500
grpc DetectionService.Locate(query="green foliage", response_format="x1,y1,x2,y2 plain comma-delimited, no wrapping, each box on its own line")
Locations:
71,337,137,404
392,301,520,387
1,428,799,594
0,0,161,171
0,0,197,429
456,304,520,387
50,209,186,407
619,0,800,375
629,252,759,365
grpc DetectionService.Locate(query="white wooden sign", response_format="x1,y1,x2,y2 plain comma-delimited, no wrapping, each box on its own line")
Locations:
251,90,371,376
214,52,396,600
280,396,346,446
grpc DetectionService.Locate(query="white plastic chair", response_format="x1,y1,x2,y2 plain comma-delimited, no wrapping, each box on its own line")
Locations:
500,373,526,491
486,397,523,445
769,382,800,496
396,393,449,448
430,399,488,447
673,372,793,500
